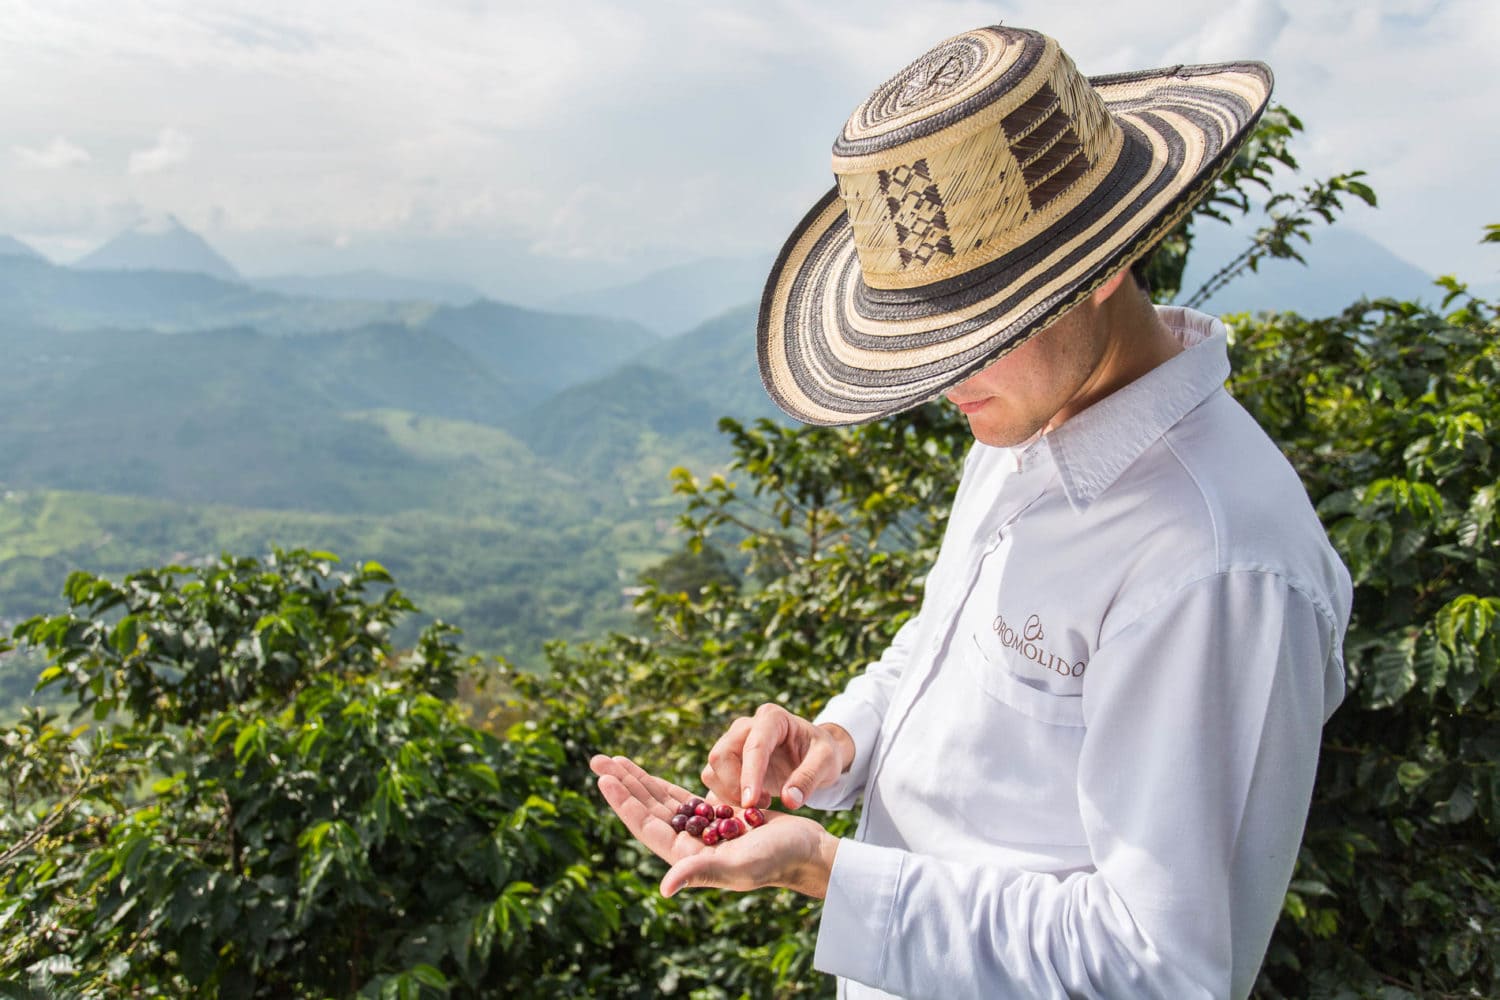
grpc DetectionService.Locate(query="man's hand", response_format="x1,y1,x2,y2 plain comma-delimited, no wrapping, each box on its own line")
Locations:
701,703,854,810
590,754,840,899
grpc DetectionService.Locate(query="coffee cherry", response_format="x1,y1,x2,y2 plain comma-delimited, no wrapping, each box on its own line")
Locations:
685,815,709,837
743,806,766,828
675,801,695,818
693,802,716,820
715,803,734,819
670,813,690,833
687,797,706,813
701,825,721,846
717,817,744,840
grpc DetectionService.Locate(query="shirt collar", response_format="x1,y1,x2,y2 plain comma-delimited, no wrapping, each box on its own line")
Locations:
1040,306,1231,512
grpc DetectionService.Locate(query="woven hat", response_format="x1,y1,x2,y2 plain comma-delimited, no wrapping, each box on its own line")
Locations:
758,25,1272,425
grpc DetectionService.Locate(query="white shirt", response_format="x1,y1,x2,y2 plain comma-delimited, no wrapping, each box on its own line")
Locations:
807,307,1352,1000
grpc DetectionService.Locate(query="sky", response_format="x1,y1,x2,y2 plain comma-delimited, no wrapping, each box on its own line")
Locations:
1,0,1496,303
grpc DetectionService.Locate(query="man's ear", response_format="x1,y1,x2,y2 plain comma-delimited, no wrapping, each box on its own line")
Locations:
1090,267,1130,306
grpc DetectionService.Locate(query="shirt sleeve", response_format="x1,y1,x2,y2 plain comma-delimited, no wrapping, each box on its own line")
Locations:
814,570,1346,1000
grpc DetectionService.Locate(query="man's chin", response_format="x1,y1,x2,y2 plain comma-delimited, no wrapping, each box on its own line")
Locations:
966,419,1045,450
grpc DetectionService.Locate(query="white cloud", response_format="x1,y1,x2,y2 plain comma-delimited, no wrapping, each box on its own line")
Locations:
14,136,91,169
0,0,1493,287
1165,0,1291,64
128,128,193,175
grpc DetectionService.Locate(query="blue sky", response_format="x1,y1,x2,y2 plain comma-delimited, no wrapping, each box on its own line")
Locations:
1,0,1494,302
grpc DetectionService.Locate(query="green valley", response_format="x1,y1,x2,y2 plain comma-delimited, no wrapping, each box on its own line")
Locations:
0,254,772,694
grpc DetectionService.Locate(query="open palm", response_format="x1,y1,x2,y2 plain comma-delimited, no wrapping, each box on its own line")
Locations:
590,754,837,899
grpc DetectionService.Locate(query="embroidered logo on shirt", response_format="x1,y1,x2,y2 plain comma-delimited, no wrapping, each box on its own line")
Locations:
991,613,1088,677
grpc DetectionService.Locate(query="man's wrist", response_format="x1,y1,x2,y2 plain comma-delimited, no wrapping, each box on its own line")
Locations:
792,829,842,900
819,723,856,774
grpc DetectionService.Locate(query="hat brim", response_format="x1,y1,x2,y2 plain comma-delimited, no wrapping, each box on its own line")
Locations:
758,61,1273,426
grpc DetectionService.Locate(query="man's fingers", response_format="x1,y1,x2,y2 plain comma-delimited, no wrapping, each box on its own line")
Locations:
702,717,752,804
595,773,682,862
607,754,687,814
661,849,756,897
660,855,711,898
781,736,841,810
739,704,789,808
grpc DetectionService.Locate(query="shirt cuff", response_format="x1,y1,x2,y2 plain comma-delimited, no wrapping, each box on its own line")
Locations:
806,694,883,810
814,838,905,987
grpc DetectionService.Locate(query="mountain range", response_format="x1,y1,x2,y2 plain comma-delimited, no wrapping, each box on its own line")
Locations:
0,212,1469,680
0,244,768,669
5,209,1452,325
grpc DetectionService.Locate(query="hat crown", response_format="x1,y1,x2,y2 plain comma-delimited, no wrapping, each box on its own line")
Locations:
832,28,1121,290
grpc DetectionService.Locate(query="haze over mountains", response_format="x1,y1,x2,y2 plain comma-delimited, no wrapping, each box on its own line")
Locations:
251,270,483,306
4,210,1453,326
0,213,1461,677
0,235,44,261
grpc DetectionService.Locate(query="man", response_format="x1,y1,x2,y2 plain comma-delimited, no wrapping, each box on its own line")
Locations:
592,25,1351,999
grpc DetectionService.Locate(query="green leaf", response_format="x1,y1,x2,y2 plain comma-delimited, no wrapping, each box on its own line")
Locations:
1395,761,1430,793
409,965,448,988
1363,634,1418,708
233,719,267,763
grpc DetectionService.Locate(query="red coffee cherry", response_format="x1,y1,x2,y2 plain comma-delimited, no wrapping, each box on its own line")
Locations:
670,813,690,833
743,807,767,828
701,826,721,846
715,804,734,820
685,816,709,838
687,797,706,813
693,802,716,820
675,801,695,818
717,817,744,840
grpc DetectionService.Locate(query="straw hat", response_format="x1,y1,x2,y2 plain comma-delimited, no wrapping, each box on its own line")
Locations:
758,26,1272,425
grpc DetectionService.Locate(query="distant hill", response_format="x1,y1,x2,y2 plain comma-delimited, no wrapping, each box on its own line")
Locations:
76,214,241,283
632,302,784,424
554,255,773,336
0,322,534,512
1178,223,1437,316
425,299,661,400
0,253,426,334
511,363,731,500
0,235,44,260
251,269,483,306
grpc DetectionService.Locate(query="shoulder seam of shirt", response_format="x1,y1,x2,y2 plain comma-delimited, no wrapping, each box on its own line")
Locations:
1160,429,1223,572
1154,425,1346,655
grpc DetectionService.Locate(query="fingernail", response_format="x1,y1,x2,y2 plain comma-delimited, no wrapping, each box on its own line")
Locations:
741,787,754,808
784,786,805,809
